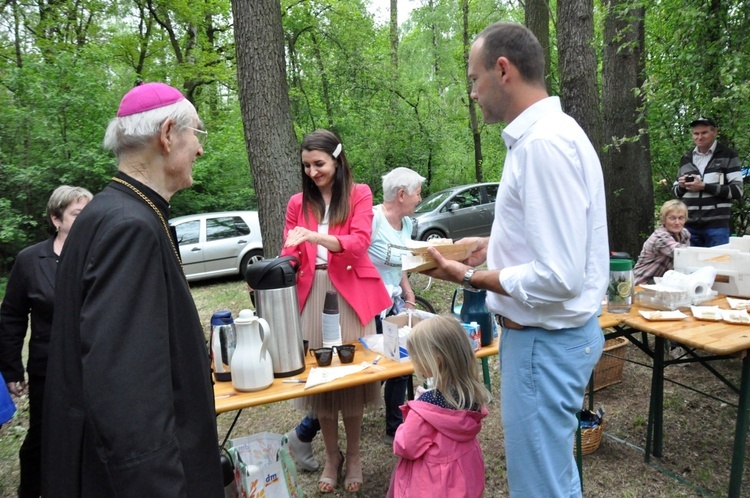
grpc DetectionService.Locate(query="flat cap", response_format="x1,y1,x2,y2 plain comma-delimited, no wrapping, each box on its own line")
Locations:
689,116,717,128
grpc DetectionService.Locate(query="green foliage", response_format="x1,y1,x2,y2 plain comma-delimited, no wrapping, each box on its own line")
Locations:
645,0,750,183
3,0,749,278
170,106,256,216
732,183,750,236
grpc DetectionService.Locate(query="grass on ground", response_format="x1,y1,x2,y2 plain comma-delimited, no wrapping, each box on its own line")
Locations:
1,274,747,497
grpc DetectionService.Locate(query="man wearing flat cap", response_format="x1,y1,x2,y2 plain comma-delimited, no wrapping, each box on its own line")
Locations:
42,83,223,496
672,116,743,247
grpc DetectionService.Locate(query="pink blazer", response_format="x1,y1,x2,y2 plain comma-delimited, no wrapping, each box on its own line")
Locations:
280,184,391,325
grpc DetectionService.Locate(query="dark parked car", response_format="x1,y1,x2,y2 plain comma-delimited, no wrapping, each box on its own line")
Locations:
169,211,264,282
412,182,498,241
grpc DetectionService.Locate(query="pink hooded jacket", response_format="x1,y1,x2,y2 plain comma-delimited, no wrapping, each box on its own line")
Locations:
388,399,489,498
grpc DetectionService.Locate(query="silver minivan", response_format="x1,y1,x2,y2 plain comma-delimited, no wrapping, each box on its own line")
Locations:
412,182,498,241
169,211,264,282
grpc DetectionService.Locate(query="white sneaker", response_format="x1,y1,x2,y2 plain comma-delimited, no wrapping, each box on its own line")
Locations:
285,429,319,471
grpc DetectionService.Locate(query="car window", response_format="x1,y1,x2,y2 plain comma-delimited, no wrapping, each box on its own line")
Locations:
175,220,200,245
414,191,453,214
452,187,482,209
484,184,498,202
206,216,251,242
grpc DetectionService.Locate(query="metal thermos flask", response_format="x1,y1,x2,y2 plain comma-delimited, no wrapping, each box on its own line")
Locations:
452,288,494,347
245,256,306,377
210,310,236,382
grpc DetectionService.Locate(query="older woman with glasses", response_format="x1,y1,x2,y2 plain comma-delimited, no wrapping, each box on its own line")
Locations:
633,199,691,286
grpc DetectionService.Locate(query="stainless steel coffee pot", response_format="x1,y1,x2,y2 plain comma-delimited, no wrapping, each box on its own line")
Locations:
245,256,305,377
210,310,236,382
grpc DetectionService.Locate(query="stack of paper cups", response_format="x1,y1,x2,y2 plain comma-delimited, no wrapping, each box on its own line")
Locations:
322,290,342,349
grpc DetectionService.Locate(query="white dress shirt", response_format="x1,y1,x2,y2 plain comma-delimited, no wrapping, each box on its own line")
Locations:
692,140,716,175
487,97,609,329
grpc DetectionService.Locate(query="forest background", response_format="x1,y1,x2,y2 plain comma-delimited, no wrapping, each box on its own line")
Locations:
1,0,750,289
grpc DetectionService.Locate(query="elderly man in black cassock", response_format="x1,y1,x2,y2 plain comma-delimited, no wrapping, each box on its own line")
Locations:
42,83,224,497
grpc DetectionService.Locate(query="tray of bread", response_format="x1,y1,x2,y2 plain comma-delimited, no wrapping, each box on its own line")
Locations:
638,310,688,321
726,297,750,310
402,239,478,272
690,306,722,321
720,309,750,325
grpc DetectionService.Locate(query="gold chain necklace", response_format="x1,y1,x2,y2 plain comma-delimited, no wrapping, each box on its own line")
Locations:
111,177,184,272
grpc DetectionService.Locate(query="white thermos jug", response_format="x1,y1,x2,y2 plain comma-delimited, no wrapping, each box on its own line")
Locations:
230,309,274,392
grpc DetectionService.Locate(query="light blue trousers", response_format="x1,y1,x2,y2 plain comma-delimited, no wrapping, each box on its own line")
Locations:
500,315,604,497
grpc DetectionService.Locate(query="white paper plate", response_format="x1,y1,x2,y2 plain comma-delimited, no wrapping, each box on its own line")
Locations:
690,306,722,321
726,297,750,310
638,310,688,321
720,309,750,325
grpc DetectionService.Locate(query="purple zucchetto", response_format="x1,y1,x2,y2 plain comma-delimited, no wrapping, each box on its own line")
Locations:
117,82,185,117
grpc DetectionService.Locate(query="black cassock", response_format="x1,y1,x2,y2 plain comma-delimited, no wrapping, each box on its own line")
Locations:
43,172,223,497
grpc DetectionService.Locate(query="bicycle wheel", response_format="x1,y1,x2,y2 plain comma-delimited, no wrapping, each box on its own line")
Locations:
413,295,436,314
408,272,433,293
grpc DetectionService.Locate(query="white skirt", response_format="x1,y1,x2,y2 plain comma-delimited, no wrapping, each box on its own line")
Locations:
293,269,382,418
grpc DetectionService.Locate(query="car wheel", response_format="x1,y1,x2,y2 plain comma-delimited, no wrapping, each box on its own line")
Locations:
421,229,446,241
240,249,264,277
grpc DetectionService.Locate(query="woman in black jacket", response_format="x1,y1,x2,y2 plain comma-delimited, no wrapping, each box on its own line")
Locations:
0,185,92,498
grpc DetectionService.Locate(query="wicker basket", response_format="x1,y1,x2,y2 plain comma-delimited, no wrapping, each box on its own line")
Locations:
575,420,604,456
587,336,628,392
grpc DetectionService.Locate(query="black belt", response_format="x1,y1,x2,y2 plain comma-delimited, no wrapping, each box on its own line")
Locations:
315,264,328,270
498,315,525,330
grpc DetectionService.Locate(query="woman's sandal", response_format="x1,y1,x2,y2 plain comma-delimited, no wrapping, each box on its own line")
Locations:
317,450,344,494
344,453,363,494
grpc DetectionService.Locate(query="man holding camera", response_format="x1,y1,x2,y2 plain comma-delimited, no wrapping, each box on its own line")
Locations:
672,116,743,247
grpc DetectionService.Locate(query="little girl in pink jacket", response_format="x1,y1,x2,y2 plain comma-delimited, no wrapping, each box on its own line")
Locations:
388,316,491,498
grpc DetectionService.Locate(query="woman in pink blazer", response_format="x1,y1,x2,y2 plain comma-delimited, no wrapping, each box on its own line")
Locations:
281,129,391,494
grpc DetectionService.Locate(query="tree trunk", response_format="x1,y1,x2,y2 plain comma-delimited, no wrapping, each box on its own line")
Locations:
231,0,300,257
384,0,400,170
429,0,439,78
462,0,482,182
602,1,652,258
525,0,552,94
705,0,727,99
311,33,334,130
390,0,398,70
557,0,602,154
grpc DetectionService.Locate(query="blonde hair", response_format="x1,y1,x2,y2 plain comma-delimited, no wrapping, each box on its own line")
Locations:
46,185,93,228
659,199,687,226
407,316,491,410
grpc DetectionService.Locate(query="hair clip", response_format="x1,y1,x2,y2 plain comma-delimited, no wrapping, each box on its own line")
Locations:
332,143,342,158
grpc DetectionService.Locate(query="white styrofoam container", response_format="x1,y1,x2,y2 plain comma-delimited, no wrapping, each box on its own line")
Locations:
674,237,750,298
382,310,437,362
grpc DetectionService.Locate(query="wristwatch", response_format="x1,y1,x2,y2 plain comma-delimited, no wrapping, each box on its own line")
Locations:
463,268,478,290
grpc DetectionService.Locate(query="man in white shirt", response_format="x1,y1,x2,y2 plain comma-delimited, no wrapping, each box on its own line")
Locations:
426,22,609,497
